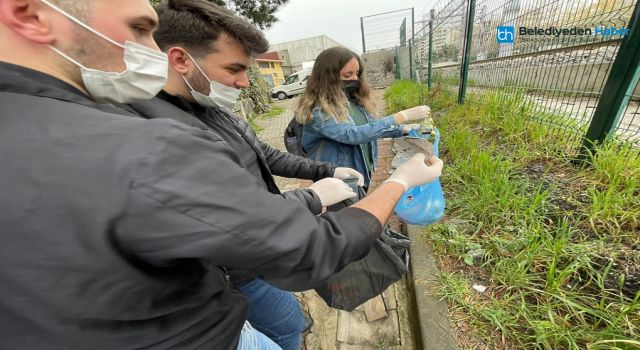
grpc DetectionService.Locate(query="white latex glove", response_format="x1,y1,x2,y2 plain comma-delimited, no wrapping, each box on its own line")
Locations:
397,105,431,122
333,167,365,186
308,178,357,207
384,154,443,191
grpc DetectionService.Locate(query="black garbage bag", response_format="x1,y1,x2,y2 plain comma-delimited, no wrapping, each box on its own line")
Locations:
316,178,411,311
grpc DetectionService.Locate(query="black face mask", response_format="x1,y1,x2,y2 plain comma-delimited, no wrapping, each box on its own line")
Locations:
342,80,361,97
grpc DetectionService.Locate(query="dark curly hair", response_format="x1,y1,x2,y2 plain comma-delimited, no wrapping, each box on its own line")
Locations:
153,0,269,57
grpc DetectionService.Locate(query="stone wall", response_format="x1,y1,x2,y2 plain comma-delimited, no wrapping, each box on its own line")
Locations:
362,49,397,88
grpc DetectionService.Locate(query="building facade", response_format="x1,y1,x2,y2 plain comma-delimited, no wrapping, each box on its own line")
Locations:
269,35,345,76
255,52,285,87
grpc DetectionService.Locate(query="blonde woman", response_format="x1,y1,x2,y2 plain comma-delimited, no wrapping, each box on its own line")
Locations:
296,47,430,188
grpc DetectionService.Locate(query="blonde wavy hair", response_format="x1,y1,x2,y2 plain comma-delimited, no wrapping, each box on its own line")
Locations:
295,47,376,124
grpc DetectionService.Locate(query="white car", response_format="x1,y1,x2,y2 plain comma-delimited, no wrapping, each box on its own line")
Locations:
271,68,312,100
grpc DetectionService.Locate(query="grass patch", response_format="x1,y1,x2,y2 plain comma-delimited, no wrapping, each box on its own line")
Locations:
384,81,640,350
248,117,263,133
256,106,285,119
247,105,285,133
384,80,432,115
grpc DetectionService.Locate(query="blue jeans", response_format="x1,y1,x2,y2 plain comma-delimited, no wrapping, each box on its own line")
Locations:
237,321,282,350
237,278,304,350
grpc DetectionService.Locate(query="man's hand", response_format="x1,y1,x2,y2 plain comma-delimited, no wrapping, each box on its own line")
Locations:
308,178,357,207
333,167,364,186
384,154,443,191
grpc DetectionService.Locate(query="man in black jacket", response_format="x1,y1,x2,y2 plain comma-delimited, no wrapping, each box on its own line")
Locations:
128,2,367,349
0,0,443,349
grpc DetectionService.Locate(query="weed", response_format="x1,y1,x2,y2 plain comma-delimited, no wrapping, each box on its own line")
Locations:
386,82,640,350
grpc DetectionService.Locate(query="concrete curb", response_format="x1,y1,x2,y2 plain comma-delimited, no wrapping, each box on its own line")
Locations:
404,224,458,350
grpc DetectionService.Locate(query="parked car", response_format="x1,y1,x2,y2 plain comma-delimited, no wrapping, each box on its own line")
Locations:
271,68,312,100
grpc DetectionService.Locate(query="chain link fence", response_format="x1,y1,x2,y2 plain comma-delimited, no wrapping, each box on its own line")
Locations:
362,0,640,157
361,8,415,53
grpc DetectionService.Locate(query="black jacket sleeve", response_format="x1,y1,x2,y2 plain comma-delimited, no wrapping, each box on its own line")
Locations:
280,188,323,215
115,122,382,291
260,142,337,181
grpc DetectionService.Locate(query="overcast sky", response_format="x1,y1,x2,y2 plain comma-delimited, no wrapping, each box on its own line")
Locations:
264,0,436,54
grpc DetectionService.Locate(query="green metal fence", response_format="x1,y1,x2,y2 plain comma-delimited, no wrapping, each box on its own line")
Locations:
363,0,640,157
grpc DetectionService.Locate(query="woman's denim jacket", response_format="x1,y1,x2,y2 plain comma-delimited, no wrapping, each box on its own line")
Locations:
301,105,403,186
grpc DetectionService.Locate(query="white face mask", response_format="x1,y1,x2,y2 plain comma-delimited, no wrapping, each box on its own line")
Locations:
41,0,168,104
183,52,241,110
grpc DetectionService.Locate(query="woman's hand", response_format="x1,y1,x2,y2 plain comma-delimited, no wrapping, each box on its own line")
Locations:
395,105,431,123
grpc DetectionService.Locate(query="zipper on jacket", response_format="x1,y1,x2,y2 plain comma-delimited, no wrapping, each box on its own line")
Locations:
218,266,231,286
